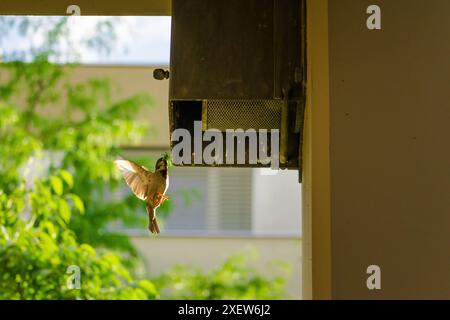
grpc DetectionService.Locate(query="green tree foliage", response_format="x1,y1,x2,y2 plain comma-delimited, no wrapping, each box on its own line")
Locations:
0,56,153,260
0,103,157,299
154,250,289,300
0,15,155,260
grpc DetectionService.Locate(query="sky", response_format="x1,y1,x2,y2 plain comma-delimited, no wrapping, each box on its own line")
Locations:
1,16,171,65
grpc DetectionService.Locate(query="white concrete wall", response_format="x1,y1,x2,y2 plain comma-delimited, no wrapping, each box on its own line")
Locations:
252,169,302,236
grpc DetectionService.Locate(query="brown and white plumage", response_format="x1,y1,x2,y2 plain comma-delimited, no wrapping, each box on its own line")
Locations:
115,157,169,234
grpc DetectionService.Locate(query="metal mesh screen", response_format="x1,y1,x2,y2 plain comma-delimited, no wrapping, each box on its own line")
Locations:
203,99,283,130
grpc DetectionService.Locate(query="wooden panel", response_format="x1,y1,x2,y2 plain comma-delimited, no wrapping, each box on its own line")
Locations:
273,0,303,98
0,0,170,16
302,0,332,300
170,0,274,99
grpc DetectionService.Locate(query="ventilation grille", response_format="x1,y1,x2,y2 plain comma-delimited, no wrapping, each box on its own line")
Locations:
202,99,283,131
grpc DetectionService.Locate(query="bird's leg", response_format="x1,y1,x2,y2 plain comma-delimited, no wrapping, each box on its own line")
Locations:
156,192,169,205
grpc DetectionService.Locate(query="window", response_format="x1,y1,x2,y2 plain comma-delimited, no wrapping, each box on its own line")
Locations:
165,167,253,233
122,149,300,236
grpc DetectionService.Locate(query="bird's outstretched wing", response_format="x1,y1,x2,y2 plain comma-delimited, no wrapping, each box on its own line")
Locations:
114,159,152,201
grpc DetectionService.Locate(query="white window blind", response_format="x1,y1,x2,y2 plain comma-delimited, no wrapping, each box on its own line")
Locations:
164,167,252,233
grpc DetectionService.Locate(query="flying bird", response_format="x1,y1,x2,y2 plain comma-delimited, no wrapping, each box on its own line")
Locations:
114,156,169,234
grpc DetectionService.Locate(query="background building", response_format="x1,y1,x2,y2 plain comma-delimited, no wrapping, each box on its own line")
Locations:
1,16,302,297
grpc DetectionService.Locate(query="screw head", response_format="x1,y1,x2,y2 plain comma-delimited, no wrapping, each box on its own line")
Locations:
153,69,169,80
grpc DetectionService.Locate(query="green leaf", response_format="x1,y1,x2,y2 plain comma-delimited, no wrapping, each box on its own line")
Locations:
69,194,85,215
50,176,63,195
67,193,85,214
60,170,73,189
138,280,158,297
58,199,71,223
80,244,96,257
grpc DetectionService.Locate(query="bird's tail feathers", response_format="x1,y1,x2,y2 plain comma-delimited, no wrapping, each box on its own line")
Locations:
146,203,160,234
149,218,160,234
